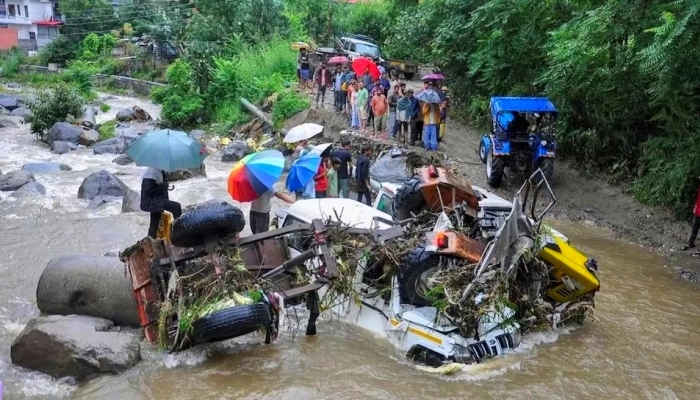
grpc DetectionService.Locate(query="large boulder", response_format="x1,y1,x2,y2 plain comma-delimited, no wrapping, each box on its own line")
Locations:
112,154,134,165
116,105,152,122
21,162,72,173
79,128,100,146
92,127,143,155
93,138,120,155
36,255,140,326
0,94,20,110
121,188,141,213
51,141,78,154
369,152,412,184
77,170,129,200
47,122,82,146
221,140,254,162
87,196,121,209
0,170,35,191
10,106,31,117
10,315,141,380
10,182,46,197
165,163,207,181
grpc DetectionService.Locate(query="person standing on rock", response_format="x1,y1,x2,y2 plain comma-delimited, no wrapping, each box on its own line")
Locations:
299,48,311,90
371,87,389,139
140,167,182,239
387,84,400,138
331,139,353,198
249,188,295,234
355,144,373,206
681,185,700,250
356,82,369,133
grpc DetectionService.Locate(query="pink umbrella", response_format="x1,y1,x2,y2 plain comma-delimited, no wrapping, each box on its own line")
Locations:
422,73,445,81
328,56,350,65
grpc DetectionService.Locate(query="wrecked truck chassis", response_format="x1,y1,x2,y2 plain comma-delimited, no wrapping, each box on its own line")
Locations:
121,219,405,345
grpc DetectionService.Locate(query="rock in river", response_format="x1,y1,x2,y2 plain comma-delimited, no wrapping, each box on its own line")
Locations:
79,128,100,146
121,187,141,213
112,154,134,165
47,122,82,146
77,170,129,200
10,182,46,197
0,170,36,191
221,140,254,162
165,163,207,181
10,106,31,117
10,315,141,380
116,105,152,122
0,94,20,110
51,141,78,154
22,162,72,173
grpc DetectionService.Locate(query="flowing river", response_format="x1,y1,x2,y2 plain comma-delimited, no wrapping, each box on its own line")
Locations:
1,94,699,399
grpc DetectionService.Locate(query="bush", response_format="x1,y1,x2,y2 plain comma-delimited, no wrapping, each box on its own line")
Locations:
36,36,79,66
26,85,85,137
98,119,117,141
99,103,111,113
271,91,310,129
152,59,204,127
0,49,25,78
62,60,99,97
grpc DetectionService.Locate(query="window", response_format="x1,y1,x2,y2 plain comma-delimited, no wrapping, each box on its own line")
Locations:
24,6,28,17
8,5,16,16
29,32,35,40
376,194,393,215
281,216,313,251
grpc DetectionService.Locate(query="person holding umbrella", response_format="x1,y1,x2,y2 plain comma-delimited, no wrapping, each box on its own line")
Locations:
228,150,295,234
126,129,208,238
414,88,443,151
287,152,322,200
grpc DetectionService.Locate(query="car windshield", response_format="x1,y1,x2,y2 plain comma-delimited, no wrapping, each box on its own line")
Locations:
355,43,380,57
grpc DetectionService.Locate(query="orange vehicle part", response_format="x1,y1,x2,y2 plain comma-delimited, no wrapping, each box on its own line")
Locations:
417,166,480,217
425,231,485,263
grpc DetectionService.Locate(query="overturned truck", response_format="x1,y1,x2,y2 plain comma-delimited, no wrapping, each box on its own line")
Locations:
120,170,600,367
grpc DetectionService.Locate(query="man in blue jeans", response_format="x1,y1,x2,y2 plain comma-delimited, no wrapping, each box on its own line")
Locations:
331,139,353,198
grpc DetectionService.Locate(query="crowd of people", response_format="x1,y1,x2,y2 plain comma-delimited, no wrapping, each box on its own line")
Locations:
298,49,450,151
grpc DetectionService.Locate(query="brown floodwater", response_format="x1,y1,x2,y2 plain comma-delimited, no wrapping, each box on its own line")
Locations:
1,94,699,399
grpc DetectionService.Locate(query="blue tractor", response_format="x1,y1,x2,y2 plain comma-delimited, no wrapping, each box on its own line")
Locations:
479,97,557,187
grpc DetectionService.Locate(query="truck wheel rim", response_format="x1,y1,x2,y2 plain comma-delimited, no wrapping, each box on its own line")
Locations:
416,267,439,299
480,143,486,160
487,151,493,177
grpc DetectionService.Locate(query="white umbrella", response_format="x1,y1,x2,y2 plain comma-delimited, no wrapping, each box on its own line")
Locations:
283,123,325,143
310,142,333,156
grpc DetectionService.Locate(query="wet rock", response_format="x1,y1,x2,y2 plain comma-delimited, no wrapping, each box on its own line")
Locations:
189,129,206,142
93,128,143,155
47,122,82,146
0,170,36,191
10,182,46,197
79,128,99,146
0,117,17,127
10,315,141,380
87,195,121,209
77,170,129,200
0,94,20,110
10,106,31,117
116,105,152,122
93,139,120,155
22,162,72,173
5,82,21,89
221,140,254,162
121,188,141,213
165,164,207,181
51,141,78,154
79,105,97,127
112,154,134,165
0,107,9,115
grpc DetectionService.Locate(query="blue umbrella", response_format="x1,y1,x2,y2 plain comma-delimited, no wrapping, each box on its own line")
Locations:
125,129,208,172
415,89,443,104
286,153,322,192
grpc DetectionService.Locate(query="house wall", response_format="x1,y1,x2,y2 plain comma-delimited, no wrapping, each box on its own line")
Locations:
0,0,59,48
0,27,19,50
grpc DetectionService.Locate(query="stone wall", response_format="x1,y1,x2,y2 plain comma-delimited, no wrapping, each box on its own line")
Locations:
19,65,165,96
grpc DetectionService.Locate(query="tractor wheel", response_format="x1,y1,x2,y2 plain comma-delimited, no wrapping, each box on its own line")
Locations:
486,151,505,188
392,177,426,220
404,72,415,81
478,141,487,164
398,245,447,307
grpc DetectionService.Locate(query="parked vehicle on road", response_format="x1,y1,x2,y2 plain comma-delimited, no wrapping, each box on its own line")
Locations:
479,97,558,187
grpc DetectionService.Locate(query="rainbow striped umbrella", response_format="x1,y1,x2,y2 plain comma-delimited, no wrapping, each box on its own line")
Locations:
227,150,284,202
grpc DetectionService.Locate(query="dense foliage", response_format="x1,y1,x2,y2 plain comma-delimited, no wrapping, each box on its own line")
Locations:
26,85,85,136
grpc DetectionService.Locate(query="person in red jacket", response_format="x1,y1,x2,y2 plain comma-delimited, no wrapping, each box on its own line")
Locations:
682,186,700,250
314,157,329,198
314,63,332,108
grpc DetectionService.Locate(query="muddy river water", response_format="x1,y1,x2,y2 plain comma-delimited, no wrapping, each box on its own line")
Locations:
1,95,699,399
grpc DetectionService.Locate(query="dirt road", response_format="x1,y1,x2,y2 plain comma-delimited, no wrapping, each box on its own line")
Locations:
299,82,700,282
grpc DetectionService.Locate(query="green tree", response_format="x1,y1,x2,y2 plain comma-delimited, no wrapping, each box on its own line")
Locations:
59,0,120,37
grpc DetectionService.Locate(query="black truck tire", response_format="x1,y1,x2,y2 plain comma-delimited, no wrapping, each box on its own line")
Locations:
486,152,505,188
398,245,443,307
170,201,245,248
392,177,426,220
192,303,272,344
404,72,415,81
